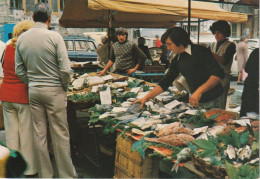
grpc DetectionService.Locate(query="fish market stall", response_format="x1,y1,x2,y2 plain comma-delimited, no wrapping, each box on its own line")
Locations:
67,72,259,178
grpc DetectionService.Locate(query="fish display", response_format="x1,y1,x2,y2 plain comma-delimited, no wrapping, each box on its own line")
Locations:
144,133,195,147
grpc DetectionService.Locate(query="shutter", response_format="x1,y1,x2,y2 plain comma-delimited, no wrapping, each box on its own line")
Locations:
26,0,35,12
52,0,58,12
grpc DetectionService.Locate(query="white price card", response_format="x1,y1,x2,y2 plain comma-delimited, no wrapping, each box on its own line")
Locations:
100,87,112,105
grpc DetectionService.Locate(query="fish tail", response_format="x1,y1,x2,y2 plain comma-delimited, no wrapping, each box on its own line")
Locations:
171,162,179,173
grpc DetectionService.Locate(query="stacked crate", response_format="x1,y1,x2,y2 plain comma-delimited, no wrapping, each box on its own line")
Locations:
114,136,159,178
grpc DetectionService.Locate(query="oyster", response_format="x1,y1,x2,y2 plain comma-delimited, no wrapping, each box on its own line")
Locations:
237,145,252,161
224,145,236,160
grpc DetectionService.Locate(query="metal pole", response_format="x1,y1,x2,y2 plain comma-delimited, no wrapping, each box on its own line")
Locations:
108,10,112,58
197,18,200,44
188,0,191,36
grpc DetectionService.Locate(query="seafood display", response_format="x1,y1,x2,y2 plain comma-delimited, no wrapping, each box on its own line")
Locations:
68,72,259,177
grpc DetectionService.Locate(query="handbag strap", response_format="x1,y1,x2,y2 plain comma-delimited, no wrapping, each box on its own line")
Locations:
1,48,6,67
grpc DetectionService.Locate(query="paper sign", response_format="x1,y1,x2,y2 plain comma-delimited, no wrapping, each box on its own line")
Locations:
100,87,112,105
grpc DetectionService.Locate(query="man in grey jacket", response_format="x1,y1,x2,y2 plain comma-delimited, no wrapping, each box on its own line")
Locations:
15,3,77,178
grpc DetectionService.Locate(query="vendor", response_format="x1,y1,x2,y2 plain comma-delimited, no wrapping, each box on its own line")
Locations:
97,27,146,76
135,27,225,110
209,20,236,109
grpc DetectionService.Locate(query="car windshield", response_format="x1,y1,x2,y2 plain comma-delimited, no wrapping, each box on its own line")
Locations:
247,40,258,49
75,41,96,52
64,40,74,51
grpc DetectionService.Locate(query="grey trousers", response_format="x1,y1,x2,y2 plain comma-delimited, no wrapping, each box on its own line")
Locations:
2,102,37,175
29,86,77,178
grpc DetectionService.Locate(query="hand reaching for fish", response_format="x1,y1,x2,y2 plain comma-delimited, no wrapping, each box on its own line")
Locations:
189,91,202,107
134,97,147,109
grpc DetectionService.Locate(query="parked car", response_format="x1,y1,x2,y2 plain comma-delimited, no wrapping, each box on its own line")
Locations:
230,38,259,77
63,35,98,62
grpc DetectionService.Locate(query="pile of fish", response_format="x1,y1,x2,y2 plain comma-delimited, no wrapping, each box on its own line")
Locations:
69,74,259,173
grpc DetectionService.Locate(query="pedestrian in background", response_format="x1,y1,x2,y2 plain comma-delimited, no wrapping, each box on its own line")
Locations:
240,48,259,117
15,3,77,178
209,20,236,109
0,20,37,177
236,36,248,85
155,35,162,47
138,37,152,62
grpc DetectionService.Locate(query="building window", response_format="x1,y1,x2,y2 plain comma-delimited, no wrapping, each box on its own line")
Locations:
231,23,237,37
60,0,66,11
10,0,23,10
182,25,198,32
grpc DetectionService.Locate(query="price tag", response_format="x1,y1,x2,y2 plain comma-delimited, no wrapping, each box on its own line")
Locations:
100,87,112,105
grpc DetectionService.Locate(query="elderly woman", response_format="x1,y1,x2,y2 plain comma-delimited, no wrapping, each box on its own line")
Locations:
236,36,248,84
0,20,37,177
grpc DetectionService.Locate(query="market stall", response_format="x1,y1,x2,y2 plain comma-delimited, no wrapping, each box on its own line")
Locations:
67,72,259,178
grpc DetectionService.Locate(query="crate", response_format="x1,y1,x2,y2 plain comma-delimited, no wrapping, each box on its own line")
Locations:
143,65,165,73
114,136,159,178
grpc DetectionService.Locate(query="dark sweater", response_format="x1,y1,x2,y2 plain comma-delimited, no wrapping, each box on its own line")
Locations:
158,44,225,102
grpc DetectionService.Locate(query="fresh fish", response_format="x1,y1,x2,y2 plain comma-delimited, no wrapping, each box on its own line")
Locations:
131,128,153,136
178,112,186,118
155,122,180,137
203,156,221,162
144,133,195,147
171,148,191,173
237,145,252,161
72,78,85,90
245,158,259,165
158,108,172,114
151,123,169,131
171,104,187,113
224,145,236,160
120,101,132,107
127,98,136,102
126,103,141,114
150,115,161,120
233,119,251,127
164,100,181,110
197,125,225,140
193,126,208,135
111,107,128,113
141,111,151,117
246,112,259,120
130,117,146,128
141,120,162,130
115,114,139,121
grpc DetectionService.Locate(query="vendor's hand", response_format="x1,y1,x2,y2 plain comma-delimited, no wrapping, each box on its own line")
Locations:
189,91,202,107
97,70,106,76
126,68,136,76
134,97,148,109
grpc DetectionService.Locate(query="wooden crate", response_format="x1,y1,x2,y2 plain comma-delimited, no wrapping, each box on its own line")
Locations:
114,136,159,178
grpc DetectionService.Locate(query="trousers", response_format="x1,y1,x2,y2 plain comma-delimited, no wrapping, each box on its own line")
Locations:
29,86,77,178
2,102,37,175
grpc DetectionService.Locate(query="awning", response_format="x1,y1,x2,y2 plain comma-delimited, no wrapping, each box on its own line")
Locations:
59,0,248,28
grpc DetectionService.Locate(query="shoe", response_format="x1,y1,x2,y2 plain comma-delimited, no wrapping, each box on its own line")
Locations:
25,173,38,178
237,82,244,85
